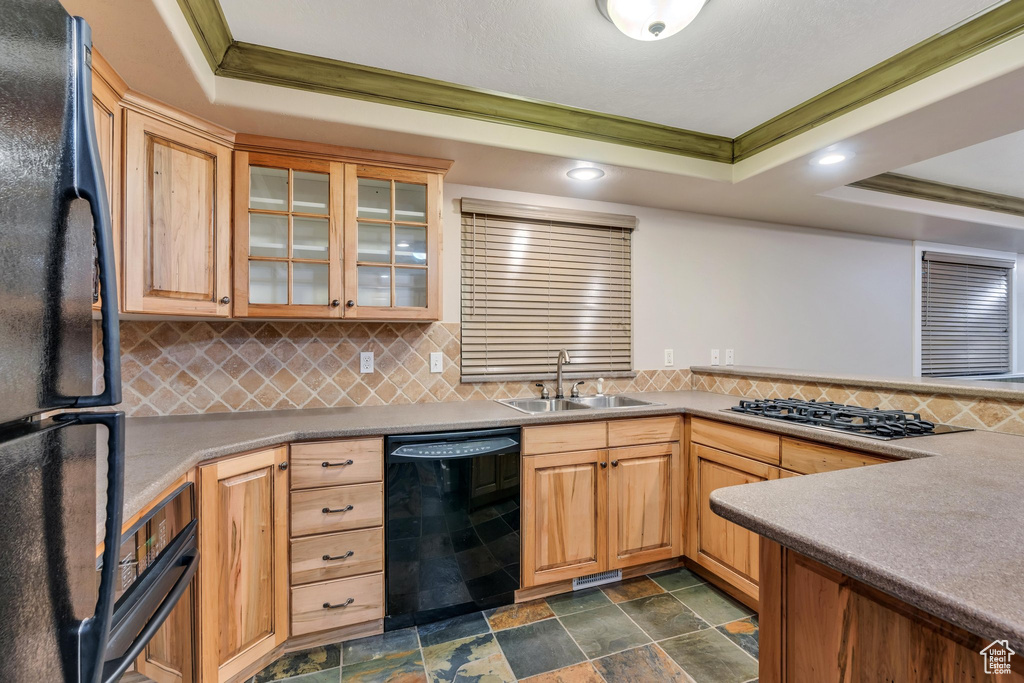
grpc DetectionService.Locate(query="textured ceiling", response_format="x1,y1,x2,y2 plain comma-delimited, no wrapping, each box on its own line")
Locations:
896,129,1024,199
219,0,997,137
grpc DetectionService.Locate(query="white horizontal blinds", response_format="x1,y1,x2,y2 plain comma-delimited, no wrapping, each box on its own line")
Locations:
461,199,635,381
921,251,1014,377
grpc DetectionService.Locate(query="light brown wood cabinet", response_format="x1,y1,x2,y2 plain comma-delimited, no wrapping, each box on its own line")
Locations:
90,51,125,312
197,446,289,683
123,106,233,316
521,417,683,587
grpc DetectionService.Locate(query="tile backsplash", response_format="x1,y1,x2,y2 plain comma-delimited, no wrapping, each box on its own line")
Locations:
96,320,692,417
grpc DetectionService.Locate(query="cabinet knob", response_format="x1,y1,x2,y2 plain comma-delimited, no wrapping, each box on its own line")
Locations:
331,299,340,307
278,461,288,470
346,300,355,307
611,460,619,467
600,462,608,469
220,296,230,304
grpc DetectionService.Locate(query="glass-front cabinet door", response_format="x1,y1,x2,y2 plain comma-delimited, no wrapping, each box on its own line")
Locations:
343,165,440,320
233,152,343,318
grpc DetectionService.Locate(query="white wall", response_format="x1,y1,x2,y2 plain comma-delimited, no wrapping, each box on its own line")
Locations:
443,184,916,376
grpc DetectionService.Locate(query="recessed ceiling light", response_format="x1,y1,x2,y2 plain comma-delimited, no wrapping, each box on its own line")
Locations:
397,241,410,248
597,0,708,41
816,153,847,165
567,167,606,181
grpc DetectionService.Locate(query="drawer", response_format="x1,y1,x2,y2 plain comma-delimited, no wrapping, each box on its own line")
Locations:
690,417,780,465
291,439,383,489
780,438,888,475
608,416,680,447
291,573,383,636
522,421,607,455
291,527,383,585
291,483,383,537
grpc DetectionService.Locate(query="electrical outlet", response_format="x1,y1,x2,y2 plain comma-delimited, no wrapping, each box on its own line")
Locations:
711,349,720,366
430,352,443,373
359,351,374,374
664,349,674,366
725,349,734,365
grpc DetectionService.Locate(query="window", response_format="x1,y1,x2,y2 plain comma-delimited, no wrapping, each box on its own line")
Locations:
921,251,1013,377
460,198,636,382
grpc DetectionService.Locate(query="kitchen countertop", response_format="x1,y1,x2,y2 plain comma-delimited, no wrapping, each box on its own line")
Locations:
711,451,1024,651
691,364,1024,401
99,389,1024,651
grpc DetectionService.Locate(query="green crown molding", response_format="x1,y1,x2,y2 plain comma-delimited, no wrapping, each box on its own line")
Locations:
849,173,1024,218
734,0,1024,162
177,0,1024,165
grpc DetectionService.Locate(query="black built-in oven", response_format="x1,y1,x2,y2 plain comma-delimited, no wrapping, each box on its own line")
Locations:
385,428,521,630
99,482,198,682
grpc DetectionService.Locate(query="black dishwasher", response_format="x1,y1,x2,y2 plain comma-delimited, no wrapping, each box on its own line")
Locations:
385,427,520,630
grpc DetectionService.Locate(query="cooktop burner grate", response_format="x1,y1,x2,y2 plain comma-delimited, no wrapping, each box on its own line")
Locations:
726,398,972,440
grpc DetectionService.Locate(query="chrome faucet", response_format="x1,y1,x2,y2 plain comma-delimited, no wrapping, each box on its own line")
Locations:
555,349,572,398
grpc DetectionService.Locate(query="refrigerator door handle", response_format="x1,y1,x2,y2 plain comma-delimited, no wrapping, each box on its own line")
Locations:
68,17,121,409
71,411,125,683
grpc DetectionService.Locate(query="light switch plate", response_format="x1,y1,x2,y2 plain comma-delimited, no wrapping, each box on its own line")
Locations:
430,352,443,373
663,349,674,366
725,349,735,365
359,351,374,374
711,349,720,366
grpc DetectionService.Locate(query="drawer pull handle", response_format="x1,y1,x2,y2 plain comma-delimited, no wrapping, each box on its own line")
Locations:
322,459,355,468
322,551,354,562
323,598,354,610
322,505,354,514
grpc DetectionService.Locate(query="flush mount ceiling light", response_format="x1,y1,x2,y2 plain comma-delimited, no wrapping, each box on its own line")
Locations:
811,149,855,166
597,0,708,41
567,166,606,181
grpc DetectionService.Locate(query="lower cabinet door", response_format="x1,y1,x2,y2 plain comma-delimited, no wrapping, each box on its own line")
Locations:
521,450,608,587
608,443,682,570
134,582,195,683
198,447,289,683
690,443,779,603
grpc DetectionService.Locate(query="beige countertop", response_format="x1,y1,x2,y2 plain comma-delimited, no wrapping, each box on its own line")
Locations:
691,364,1024,401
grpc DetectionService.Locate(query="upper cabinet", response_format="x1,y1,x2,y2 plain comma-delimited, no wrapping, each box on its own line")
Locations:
90,51,125,312
344,166,441,320
122,103,233,316
233,152,344,318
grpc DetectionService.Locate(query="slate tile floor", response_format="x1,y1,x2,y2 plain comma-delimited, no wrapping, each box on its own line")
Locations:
249,568,759,683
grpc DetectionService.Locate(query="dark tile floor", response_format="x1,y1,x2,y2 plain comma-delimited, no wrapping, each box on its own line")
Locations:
249,568,759,683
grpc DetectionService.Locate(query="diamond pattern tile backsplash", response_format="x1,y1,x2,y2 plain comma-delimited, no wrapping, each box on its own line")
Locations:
95,321,692,417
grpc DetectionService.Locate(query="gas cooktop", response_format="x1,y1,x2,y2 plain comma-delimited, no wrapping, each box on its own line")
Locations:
726,398,972,440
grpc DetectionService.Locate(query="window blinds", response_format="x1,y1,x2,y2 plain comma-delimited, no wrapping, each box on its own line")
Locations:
921,251,1014,377
460,198,636,382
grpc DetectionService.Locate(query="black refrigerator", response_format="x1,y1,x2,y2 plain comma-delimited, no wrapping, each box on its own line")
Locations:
0,1,125,681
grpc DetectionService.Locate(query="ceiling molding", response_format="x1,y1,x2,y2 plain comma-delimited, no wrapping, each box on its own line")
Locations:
176,0,1024,165
849,172,1024,217
733,0,1024,161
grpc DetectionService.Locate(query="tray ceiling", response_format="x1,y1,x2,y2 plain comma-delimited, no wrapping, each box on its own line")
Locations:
219,0,997,137
896,129,1024,199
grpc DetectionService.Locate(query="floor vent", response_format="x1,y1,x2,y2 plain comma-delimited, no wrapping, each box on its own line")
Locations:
572,569,622,591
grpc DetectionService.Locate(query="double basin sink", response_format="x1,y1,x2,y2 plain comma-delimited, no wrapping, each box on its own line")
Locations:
498,394,661,414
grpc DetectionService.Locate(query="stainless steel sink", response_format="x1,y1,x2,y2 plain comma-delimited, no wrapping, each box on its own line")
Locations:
498,395,662,414
568,395,660,409
499,398,592,414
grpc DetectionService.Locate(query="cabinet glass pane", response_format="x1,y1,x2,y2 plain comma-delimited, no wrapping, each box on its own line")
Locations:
249,166,288,211
292,263,329,305
249,214,288,258
395,182,426,222
293,217,329,260
395,225,427,265
394,268,427,307
357,266,391,307
357,222,390,263
292,171,329,215
249,261,288,304
357,178,391,219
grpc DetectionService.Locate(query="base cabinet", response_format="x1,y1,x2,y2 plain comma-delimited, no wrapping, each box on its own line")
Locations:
608,442,683,569
197,447,289,683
